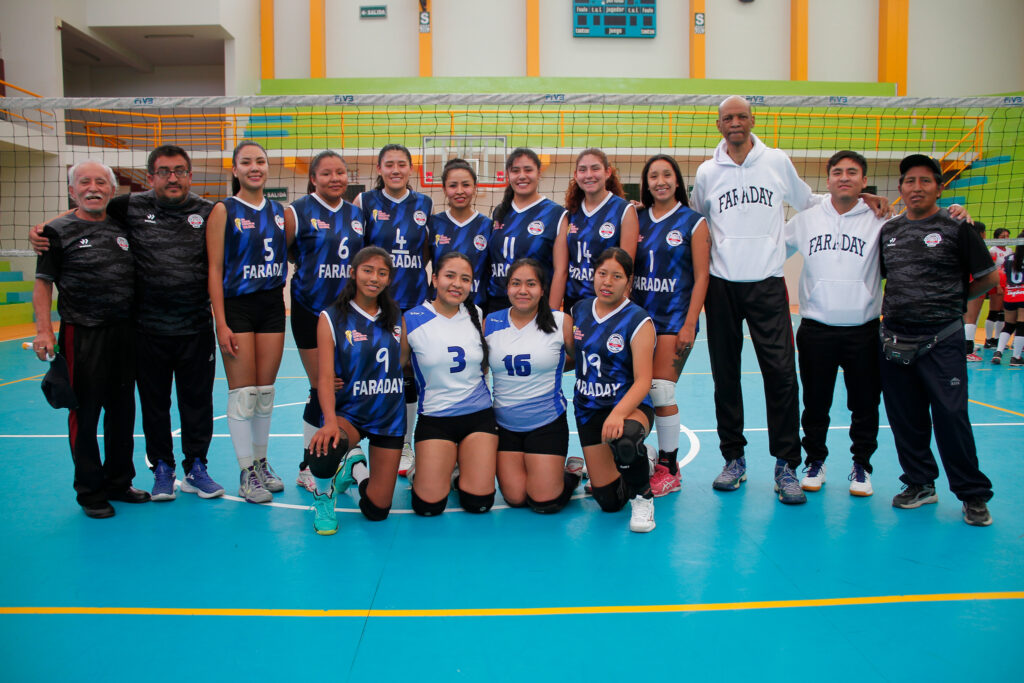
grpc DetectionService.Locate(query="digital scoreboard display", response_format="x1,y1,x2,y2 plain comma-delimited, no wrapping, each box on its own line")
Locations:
573,0,656,38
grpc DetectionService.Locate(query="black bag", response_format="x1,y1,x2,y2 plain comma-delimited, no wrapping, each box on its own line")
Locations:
879,320,962,366
41,354,79,409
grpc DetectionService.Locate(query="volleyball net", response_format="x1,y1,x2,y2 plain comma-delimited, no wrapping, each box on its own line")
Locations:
2,93,1023,255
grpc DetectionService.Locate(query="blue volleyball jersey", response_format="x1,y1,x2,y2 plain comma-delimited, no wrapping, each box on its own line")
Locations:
485,308,567,431
406,302,492,417
429,210,492,307
566,193,631,301
289,193,365,314
488,197,566,297
221,196,287,297
571,297,653,424
630,203,703,336
361,189,432,310
323,302,405,438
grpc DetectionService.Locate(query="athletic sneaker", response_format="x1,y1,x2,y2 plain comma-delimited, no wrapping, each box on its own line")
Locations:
150,461,176,501
891,483,937,509
962,498,993,527
984,338,998,349
312,490,338,535
239,466,272,504
773,460,807,505
333,449,367,494
645,443,657,477
800,461,826,492
991,350,1003,364
650,464,681,497
628,495,656,533
181,460,225,498
253,457,284,493
296,466,316,493
565,456,585,479
848,463,873,497
1010,356,1024,368
966,352,982,362
712,457,747,491
399,442,414,477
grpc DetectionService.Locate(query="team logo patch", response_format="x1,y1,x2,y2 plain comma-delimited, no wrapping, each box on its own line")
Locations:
598,222,616,239
234,217,255,231
923,232,942,248
310,218,323,231
413,210,428,226
606,333,625,354
116,236,129,251
351,220,363,235
393,325,402,342
666,230,683,247
527,220,545,236
435,234,451,246
187,214,204,229
573,326,584,341
344,329,368,345
473,234,487,251
568,223,579,234
372,209,390,221
274,214,285,229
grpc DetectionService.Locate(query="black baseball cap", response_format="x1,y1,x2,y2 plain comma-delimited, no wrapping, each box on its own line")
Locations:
899,154,942,176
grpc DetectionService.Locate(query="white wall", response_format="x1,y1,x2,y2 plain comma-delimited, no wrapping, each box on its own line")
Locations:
705,0,789,81
0,0,87,96
324,0,419,78
64,65,225,97
219,0,261,96
274,0,309,79
433,0,524,77
808,0,877,83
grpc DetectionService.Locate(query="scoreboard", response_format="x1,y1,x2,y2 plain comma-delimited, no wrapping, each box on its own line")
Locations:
573,0,656,38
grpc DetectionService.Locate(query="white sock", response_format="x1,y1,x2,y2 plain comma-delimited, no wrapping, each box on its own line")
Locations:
228,417,254,468
353,461,369,484
995,320,1005,338
654,413,680,453
1014,336,1024,359
404,402,417,445
252,414,272,463
985,320,995,339
965,323,977,348
998,331,1011,352
302,421,318,449
314,476,334,495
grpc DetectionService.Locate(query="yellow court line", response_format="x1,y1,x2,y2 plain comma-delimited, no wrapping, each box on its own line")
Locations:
0,374,44,388
2,592,1022,619
969,399,1024,419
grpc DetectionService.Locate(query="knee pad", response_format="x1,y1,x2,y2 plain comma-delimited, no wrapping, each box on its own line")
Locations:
255,385,275,418
527,494,566,515
403,375,417,403
458,488,495,514
411,488,448,516
649,379,677,408
227,386,258,421
589,477,628,512
609,419,646,466
302,388,323,426
357,479,391,521
988,309,1004,322
305,433,349,479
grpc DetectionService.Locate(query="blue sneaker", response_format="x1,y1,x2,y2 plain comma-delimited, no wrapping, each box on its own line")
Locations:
151,461,176,502
180,460,225,499
333,448,367,494
774,459,807,505
312,490,338,535
712,457,747,491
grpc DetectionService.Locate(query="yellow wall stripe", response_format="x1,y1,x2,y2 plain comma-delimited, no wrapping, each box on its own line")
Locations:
689,0,706,79
790,0,808,81
309,0,325,79
3,592,1021,619
418,0,432,77
878,0,908,95
260,0,275,81
526,0,540,77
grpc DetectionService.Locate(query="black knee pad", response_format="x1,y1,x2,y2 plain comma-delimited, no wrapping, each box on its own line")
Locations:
458,488,495,513
527,494,567,515
411,488,448,516
403,375,417,403
305,433,350,479
988,309,1004,322
302,388,323,426
357,479,391,521
609,419,646,466
589,477,628,512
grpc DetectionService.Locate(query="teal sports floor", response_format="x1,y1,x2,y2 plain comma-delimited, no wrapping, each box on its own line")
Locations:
1,313,1021,682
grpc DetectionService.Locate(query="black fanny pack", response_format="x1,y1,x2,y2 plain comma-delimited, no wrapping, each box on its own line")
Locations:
879,320,962,365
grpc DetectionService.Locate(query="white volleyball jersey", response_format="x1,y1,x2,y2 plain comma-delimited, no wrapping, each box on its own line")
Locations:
406,302,492,417
485,308,567,431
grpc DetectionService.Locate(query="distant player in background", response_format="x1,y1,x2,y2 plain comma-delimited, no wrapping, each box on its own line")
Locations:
983,227,1012,350
206,140,287,504
993,233,1024,367
963,221,989,361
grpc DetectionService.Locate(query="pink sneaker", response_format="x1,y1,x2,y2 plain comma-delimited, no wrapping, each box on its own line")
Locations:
966,352,982,362
650,464,681,497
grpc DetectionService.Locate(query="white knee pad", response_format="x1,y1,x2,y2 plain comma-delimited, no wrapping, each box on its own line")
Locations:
227,386,258,421
255,385,275,418
649,379,677,407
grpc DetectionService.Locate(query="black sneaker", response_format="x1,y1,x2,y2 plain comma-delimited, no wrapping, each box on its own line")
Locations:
1010,357,1023,368
984,338,997,349
991,350,1003,365
892,483,938,509
962,499,992,526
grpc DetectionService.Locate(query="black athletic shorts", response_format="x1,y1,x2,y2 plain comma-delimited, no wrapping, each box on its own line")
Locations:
497,411,569,456
356,428,404,450
415,407,498,444
289,295,320,349
1004,301,1022,312
575,403,655,448
224,287,286,334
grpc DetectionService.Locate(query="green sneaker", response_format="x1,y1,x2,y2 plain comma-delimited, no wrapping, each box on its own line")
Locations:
312,490,338,535
333,448,367,494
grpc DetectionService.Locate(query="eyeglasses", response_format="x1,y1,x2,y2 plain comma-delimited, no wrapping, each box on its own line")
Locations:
152,167,190,178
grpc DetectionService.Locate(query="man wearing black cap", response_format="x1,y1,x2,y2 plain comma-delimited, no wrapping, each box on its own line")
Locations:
879,154,996,526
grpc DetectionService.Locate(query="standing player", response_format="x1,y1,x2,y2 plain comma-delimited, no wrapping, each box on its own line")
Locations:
307,247,406,534
631,154,710,496
206,141,288,504
486,258,583,513
963,222,989,361
983,227,1011,350
428,158,491,308
354,144,432,477
488,148,568,313
559,148,638,314
571,248,657,532
994,234,1024,366
404,252,499,516
287,151,365,492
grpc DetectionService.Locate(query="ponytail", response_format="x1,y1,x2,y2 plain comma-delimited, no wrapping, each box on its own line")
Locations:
435,251,489,372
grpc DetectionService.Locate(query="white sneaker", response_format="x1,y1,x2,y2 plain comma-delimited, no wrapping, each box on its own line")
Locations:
800,461,826,491
296,467,316,492
848,463,873,497
399,443,414,477
629,495,655,533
